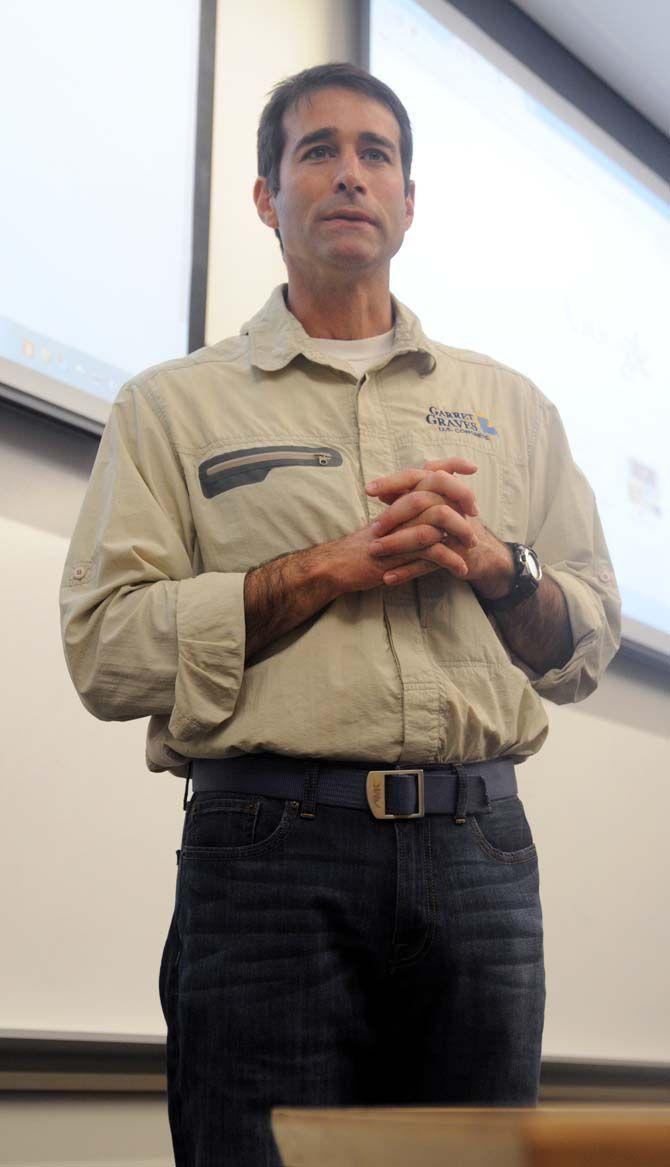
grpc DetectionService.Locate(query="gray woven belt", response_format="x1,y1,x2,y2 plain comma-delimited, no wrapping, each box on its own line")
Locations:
190,753,517,821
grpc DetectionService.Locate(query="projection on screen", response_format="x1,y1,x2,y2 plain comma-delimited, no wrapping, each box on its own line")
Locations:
370,0,670,659
0,0,199,428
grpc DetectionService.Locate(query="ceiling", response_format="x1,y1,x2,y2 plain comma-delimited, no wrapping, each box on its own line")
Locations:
510,0,670,136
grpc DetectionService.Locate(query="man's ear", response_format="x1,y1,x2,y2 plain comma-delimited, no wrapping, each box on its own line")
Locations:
253,177,279,230
404,179,415,230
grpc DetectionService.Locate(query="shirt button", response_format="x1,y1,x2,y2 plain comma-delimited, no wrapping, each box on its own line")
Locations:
599,570,611,583
73,566,86,579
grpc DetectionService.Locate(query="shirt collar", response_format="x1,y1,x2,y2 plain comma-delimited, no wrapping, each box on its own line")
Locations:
239,283,437,377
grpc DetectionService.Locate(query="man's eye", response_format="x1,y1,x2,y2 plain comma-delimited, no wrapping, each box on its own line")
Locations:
303,146,389,161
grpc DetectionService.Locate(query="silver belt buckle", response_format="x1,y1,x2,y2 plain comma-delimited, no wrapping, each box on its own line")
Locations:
366,769,425,819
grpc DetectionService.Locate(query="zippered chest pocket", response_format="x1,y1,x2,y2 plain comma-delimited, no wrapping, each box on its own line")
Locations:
199,444,343,498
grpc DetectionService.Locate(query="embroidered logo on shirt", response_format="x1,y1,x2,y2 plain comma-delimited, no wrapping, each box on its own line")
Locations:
426,406,498,439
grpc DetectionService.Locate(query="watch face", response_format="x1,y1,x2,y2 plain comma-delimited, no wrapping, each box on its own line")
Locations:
523,547,541,581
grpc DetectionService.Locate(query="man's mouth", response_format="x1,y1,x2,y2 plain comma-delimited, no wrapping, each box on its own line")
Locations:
323,212,377,226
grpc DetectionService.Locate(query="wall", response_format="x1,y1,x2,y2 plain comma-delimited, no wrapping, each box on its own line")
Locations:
1,0,668,1073
206,0,358,338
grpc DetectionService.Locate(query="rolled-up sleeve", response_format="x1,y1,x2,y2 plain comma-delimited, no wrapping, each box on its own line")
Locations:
524,389,621,703
59,380,246,737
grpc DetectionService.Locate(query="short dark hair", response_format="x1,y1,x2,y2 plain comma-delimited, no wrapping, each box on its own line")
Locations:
256,62,413,255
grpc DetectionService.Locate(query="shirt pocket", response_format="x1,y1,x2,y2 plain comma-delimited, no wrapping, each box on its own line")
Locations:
199,444,342,497
191,441,353,571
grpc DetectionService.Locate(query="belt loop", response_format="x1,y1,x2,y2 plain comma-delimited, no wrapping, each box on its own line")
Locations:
476,772,492,815
182,766,192,811
300,761,319,819
453,764,469,824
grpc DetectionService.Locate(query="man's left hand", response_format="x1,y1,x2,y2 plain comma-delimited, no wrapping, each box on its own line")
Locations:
366,460,514,596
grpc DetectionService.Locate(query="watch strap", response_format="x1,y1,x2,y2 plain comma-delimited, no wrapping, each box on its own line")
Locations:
481,544,541,611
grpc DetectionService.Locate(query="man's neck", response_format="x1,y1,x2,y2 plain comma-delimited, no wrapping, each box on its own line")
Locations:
284,268,394,340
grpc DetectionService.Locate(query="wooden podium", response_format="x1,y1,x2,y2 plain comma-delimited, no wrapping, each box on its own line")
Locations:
271,1105,670,1166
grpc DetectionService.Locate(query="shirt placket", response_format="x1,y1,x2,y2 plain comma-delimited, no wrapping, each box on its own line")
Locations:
356,365,442,765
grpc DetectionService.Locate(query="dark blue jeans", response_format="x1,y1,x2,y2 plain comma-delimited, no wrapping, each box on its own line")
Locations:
159,781,545,1165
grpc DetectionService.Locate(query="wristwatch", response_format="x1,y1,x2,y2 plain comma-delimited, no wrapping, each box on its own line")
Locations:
481,543,542,611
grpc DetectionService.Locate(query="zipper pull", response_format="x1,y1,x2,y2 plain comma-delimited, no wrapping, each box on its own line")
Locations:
316,453,332,465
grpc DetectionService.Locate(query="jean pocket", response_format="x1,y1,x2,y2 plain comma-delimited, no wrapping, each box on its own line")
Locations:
158,911,181,1025
181,792,299,860
467,794,537,864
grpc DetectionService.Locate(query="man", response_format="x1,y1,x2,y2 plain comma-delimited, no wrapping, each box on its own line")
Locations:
60,62,621,1165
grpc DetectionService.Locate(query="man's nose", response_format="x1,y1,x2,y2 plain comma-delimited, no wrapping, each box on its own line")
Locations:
333,153,366,192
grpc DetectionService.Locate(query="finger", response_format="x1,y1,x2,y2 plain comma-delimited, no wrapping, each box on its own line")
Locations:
421,541,470,576
420,504,478,546
383,545,469,585
365,468,427,498
413,469,480,516
366,460,478,501
395,471,478,520
422,457,478,475
376,488,412,505
371,489,472,538
383,561,441,585
370,509,477,557
370,490,445,537
369,524,447,558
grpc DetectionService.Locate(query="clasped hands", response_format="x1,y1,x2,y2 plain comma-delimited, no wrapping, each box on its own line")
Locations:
364,457,513,596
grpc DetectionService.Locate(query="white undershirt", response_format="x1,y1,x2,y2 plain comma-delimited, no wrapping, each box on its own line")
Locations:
309,327,395,378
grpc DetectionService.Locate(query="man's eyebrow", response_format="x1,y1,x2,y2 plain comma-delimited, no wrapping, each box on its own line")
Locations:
293,127,398,155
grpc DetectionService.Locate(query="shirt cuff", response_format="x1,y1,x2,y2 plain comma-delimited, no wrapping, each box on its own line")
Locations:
168,572,247,741
529,565,604,703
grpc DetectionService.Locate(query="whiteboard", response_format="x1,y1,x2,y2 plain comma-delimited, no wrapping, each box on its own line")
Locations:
370,0,670,660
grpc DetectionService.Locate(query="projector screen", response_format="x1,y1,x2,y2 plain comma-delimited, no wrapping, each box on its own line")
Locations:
370,0,670,663
0,0,207,433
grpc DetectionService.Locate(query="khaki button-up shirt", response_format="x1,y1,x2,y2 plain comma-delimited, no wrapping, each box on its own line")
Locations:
59,284,621,778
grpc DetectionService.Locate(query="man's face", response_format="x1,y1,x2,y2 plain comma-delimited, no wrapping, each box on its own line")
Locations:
255,86,415,273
